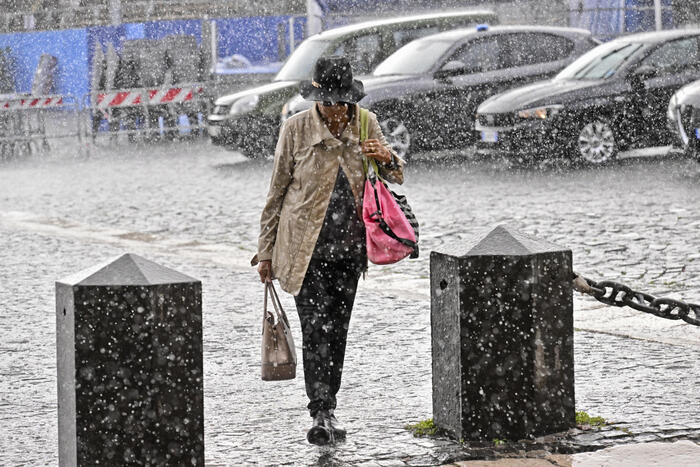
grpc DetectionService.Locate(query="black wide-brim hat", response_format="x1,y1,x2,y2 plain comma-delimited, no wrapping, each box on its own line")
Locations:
299,56,366,104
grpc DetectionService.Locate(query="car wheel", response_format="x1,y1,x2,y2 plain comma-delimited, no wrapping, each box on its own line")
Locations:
576,119,617,165
674,105,699,160
380,116,411,162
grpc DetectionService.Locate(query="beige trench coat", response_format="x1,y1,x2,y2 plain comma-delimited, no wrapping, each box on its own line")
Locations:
252,103,404,296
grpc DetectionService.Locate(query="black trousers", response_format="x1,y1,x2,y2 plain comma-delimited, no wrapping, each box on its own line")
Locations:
294,255,362,417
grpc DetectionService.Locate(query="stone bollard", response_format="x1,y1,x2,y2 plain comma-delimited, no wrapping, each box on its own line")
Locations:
56,254,204,466
430,225,575,441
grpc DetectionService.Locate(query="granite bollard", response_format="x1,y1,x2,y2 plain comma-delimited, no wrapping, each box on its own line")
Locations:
56,254,204,466
430,225,575,441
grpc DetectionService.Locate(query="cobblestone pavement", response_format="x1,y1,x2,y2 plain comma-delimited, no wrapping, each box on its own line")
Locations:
0,142,698,465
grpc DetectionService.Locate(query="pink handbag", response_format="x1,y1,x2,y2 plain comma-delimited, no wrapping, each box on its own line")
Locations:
360,109,419,265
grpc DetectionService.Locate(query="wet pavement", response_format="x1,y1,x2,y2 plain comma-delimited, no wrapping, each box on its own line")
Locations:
0,141,699,465
449,440,700,466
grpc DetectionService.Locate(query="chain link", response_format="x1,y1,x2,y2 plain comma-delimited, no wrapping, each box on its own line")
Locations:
572,273,700,326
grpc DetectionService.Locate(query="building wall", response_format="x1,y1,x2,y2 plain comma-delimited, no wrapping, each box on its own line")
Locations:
0,0,305,33
325,0,572,30
568,0,674,39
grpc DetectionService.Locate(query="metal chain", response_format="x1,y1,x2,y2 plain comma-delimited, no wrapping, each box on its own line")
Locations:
572,273,700,326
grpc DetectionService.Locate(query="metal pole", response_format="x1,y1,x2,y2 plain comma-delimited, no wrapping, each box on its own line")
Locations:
306,0,323,37
654,0,662,31
108,0,122,25
288,16,295,55
210,20,217,75
619,0,625,35
77,96,88,158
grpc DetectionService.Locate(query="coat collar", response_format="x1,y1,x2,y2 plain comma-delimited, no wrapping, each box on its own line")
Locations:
308,103,361,147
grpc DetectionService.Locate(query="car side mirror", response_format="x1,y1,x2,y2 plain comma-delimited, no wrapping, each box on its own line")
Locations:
441,60,466,72
631,65,658,81
434,60,468,79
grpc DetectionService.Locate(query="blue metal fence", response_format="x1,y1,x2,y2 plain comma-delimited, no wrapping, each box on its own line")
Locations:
0,15,305,97
0,29,90,97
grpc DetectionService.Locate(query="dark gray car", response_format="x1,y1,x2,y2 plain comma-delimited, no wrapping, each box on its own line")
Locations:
476,30,700,165
285,25,597,160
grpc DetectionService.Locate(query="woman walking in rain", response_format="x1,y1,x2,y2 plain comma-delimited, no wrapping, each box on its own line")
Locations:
253,56,404,445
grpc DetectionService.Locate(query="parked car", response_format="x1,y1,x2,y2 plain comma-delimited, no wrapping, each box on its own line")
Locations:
475,30,700,165
206,9,498,157
667,79,700,160
284,25,597,160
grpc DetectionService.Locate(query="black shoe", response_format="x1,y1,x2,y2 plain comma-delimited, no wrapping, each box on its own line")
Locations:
327,411,346,439
307,411,331,446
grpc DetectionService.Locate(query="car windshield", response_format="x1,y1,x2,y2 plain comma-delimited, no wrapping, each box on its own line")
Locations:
556,41,644,80
373,39,455,76
275,39,332,81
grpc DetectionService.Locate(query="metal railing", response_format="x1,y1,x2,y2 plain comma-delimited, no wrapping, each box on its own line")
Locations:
0,82,214,160
84,83,212,145
0,93,84,160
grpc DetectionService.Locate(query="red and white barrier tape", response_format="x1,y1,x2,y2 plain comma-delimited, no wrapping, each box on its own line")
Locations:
0,96,65,111
95,86,204,109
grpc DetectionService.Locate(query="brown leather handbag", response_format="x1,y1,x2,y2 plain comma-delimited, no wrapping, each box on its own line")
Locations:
261,281,297,381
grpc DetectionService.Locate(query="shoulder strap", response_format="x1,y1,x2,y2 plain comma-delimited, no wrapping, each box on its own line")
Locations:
359,107,383,182
360,107,369,143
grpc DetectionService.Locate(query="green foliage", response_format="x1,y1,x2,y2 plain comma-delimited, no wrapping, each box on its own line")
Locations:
576,410,607,427
405,418,440,437
492,438,506,445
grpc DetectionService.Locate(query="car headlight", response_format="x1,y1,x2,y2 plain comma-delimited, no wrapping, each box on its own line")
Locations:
230,94,259,115
517,105,562,120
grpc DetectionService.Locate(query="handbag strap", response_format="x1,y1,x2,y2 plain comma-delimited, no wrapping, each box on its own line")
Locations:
263,281,273,329
359,107,384,184
264,281,290,328
360,106,369,142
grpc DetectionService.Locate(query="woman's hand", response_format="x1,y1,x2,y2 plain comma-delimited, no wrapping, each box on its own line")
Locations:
258,260,273,283
361,138,392,164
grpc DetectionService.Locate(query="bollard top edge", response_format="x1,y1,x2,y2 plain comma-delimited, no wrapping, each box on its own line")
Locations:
437,224,570,258
57,253,199,286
